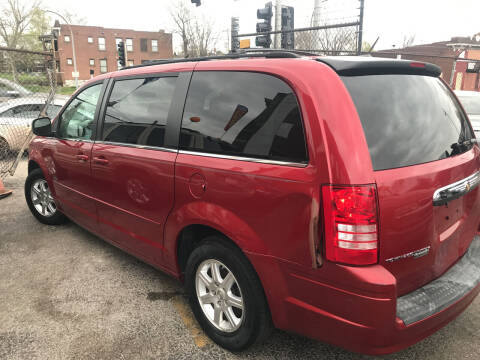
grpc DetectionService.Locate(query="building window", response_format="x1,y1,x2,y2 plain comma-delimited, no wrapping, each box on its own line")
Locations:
64,35,70,42
128,60,134,67
126,38,133,52
100,59,107,73
140,38,148,52
87,37,93,43
98,37,106,51
89,59,95,66
67,58,73,65
151,39,158,52
115,38,122,47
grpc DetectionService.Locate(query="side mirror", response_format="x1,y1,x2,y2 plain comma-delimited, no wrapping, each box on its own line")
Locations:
32,117,52,137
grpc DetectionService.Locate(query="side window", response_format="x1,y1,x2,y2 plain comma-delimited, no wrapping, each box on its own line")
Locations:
1,104,42,118
101,76,177,147
180,71,308,163
46,105,62,119
57,83,103,140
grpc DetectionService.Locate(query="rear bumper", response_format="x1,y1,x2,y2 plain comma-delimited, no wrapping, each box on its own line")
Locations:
247,235,480,355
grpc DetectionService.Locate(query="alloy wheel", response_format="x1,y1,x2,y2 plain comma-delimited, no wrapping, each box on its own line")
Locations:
195,259,244,332
31,179,56,217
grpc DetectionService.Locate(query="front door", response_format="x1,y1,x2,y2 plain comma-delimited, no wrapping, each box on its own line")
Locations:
91,75,179,260
50,82,105,232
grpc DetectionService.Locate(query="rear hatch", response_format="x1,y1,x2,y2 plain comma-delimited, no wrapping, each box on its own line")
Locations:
340,68,480,295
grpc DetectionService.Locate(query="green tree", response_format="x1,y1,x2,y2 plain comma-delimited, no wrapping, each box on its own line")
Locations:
18,7,51,51
0,0,41,81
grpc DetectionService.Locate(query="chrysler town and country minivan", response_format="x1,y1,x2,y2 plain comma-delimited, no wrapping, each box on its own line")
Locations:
25,52,480,355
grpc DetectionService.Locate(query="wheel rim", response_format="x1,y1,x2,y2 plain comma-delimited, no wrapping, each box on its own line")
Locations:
195,259,244,333
31,179,56,217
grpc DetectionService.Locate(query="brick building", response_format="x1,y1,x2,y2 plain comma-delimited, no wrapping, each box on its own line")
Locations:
372,36,480,91
53,22,172,85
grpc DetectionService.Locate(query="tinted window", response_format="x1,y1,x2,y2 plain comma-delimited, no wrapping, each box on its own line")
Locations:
180,71,307,163
102,76,177,147
57,83,103,140
342,75,473,171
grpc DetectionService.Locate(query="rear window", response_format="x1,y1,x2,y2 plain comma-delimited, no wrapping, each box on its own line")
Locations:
342,75,473,171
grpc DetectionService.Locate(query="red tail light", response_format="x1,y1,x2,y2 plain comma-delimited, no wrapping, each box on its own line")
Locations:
410,62,426,68
321,185,379,265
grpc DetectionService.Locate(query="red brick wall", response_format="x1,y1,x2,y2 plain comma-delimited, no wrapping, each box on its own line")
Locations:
56,24,172,84
462,49,480,91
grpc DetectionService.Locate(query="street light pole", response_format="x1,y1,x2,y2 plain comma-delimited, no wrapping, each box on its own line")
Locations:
45,10,78,89
274,0,282,49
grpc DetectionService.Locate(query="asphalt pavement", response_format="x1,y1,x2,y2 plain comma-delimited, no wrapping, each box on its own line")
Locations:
0,160,479,360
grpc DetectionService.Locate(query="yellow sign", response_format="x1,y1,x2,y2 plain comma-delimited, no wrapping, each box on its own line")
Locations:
239,39,251,49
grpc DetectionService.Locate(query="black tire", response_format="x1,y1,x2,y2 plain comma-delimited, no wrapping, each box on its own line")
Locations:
185,236,273,351
25,168,68,225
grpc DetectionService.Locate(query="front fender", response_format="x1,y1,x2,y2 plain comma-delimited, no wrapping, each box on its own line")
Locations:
28,138,58,198
163,200,268,273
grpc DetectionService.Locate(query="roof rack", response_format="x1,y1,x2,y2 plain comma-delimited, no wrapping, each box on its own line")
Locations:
121,49,317,71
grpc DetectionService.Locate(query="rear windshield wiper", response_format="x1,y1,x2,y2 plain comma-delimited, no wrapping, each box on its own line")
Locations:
450,138,479,156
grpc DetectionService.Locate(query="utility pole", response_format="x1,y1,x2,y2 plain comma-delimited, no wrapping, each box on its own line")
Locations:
274,0,282,48
313,0,322,26
357,0,365,54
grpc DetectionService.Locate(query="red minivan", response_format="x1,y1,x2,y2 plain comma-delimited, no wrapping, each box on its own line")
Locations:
25,52,480,355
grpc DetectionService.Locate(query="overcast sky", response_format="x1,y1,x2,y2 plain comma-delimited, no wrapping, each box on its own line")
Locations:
39,0,480,52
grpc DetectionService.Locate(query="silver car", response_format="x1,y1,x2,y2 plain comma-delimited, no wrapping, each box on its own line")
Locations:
0,78,32,102
0,98,65,153
455,90,480,137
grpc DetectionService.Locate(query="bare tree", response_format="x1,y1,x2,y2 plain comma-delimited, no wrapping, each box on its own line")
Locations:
402,34,416,49
295,26,357,55
317,27,357,54
0,0,40,81
188,16,217,57
170,1,191,57
170,0,218,57
62,10,87,26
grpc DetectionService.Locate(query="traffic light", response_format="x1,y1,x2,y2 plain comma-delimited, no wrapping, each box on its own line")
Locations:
117,41,126,68
281,6,295,50
191,0,201,6
256,2,272,48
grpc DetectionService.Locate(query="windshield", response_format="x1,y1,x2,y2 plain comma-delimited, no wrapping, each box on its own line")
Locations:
342,75,473,171
457,96,480,115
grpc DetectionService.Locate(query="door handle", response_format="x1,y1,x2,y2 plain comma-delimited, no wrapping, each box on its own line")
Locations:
93,157,109,165
76,154,89,162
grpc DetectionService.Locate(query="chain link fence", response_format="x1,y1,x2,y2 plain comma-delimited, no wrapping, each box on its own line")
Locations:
0,47,58,180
